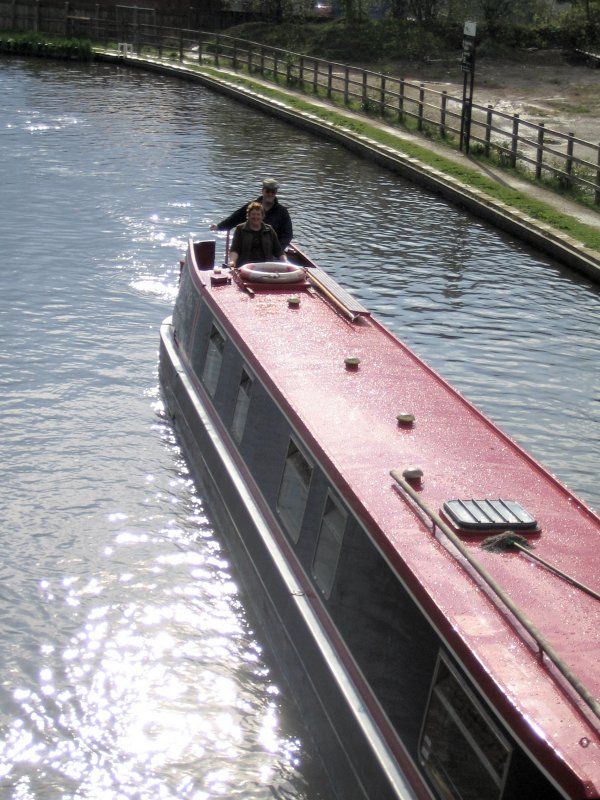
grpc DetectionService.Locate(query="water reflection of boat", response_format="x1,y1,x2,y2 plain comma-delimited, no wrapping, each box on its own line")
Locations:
159,238,600,800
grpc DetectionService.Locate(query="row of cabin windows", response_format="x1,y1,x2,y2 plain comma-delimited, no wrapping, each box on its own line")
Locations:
276,439,346,599
197,320,520,800
203,326,255,447
201,326,348,601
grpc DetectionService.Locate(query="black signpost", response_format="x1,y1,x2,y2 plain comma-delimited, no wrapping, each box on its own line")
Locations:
459,21,477,154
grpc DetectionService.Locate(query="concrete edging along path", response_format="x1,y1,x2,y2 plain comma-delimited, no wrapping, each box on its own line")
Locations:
97,51,600,284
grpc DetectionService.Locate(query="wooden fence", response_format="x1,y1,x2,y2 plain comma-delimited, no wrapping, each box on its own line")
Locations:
2,5,600,204
199,32,600,205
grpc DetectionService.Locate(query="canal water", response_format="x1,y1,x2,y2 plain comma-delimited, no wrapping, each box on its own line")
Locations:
1,56,598,800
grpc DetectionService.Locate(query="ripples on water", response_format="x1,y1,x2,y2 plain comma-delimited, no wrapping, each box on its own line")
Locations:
0,56,598,799
0,58,320,800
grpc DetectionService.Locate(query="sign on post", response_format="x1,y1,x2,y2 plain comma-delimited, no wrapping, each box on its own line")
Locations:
461,39,475,73
459,21,477,153
461,21,476,74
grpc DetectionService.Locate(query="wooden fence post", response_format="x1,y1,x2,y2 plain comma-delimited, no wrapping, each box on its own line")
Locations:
179,28,184,62
327,62,333,99
565,132,574,185
232,38,237,69
299,56,304,88
273,50,278,79
344,66,350,104
380,75,386,117
260,46,265,75
197,34,202,64
418,84,425,131
286,56,291,84
132,5,138,53
535,123,545,180
484,105,493,157
398,79,404,121
511,114,520,168
214,33,220,66
440,91,447,137
362,71,368,108
313,59,318,94
596,144,600,205
248,43,252,73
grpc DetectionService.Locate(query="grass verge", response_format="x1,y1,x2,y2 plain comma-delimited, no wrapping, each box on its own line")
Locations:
0,32,92,59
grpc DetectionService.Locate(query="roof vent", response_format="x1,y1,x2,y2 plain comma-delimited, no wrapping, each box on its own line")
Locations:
403,466,423,482
443,499,538,532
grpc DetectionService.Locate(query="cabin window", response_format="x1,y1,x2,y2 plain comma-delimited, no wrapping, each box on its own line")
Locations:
231,368,253,444
173,267,198,354
202,323,225,397
312,493,347,598
419,654,511,800
277,440,313,542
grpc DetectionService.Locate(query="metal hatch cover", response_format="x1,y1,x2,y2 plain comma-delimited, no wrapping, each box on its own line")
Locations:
442,499,539,532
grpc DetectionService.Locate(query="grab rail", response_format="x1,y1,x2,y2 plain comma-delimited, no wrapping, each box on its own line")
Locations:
389,468,600,724
306,266,370,322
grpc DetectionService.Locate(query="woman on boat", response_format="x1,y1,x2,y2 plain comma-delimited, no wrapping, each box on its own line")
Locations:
228,202,286,269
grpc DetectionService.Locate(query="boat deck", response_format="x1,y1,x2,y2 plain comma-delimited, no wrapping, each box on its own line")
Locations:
199,266,600,793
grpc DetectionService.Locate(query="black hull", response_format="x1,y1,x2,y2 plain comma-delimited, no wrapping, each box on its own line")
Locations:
159,319,418,800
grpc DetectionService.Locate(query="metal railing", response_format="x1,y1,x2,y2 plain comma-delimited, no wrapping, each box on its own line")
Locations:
2,4,600,205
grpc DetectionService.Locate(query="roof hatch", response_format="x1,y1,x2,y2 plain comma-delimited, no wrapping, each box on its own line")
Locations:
442,499,538,532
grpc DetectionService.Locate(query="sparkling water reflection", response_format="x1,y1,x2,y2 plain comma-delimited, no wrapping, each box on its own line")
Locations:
0,55,598,800
0,57,320,800
0,429,311,799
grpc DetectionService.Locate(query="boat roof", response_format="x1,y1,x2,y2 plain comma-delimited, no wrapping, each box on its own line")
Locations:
195,256,600,797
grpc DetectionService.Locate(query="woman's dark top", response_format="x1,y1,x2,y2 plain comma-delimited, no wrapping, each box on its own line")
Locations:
231,222,283,267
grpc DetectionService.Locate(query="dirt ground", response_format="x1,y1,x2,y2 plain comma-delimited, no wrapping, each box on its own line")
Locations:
396,49,600,145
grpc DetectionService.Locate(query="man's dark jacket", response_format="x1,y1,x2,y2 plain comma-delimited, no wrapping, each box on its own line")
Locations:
216,197,293,249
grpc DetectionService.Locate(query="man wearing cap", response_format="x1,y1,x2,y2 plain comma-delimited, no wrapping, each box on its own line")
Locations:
210,179,293,249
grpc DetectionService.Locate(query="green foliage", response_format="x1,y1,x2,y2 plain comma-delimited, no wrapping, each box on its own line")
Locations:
493,140,515,168
224,5,600,61
420,120,438,138
226,19,448,63
224,21,320,53
407,0,443,24
469,142,486,157
361,95,381,113
0,33,92,59
559,1,600,47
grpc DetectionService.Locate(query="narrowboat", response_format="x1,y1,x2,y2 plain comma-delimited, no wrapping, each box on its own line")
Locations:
159,238,600,800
